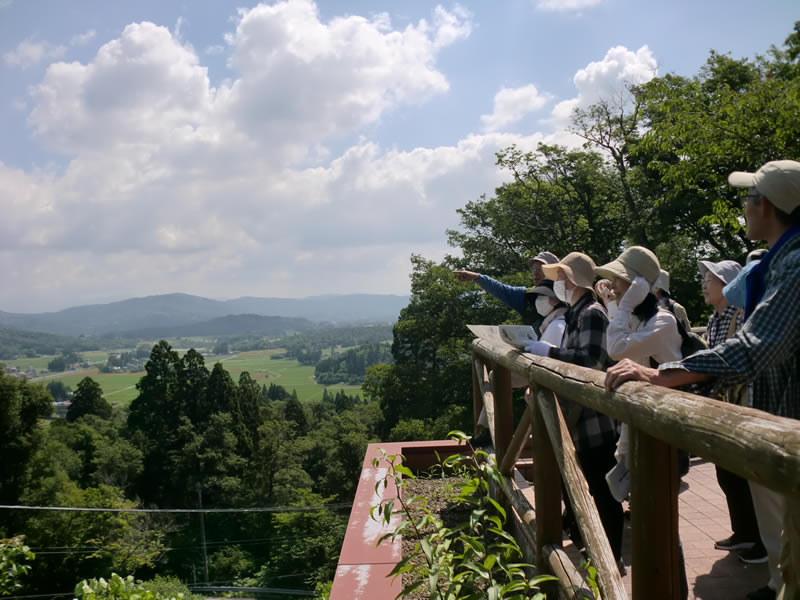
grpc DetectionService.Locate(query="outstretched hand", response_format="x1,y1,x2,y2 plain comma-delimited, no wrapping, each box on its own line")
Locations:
452,269,479,282
605,358,659,391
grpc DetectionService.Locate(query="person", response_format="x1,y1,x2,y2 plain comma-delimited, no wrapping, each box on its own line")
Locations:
723,249,768,309
652,269,692,332
525,252,625,569
469,279,567,447
698,258,768,564
595,245,687,597
605,159,800,600
595,279,618,318
452,251,559,336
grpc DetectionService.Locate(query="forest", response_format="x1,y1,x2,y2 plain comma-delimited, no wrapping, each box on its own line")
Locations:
1,24,799,597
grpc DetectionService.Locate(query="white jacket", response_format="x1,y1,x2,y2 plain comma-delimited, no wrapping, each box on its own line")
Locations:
607,306,682,463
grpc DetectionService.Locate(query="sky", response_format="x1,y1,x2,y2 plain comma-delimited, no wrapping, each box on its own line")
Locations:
0,0,797,313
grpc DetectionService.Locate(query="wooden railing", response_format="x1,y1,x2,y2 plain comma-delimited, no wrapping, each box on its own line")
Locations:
471,337,800,600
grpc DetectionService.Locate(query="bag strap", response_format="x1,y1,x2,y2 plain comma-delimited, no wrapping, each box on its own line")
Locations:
726,308,743,339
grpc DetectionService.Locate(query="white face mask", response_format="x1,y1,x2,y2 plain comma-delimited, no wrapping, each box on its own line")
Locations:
535,295,554,317
553,280,571,305
606,299,618,319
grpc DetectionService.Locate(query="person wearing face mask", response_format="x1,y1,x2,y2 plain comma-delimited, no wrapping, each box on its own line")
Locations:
596,247,683,469
470,279,567,447
596,246,688,599
452,251,560,337
524,252,624,571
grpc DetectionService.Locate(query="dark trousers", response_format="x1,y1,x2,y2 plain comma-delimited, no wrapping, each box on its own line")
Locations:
716,465,761,542
562,440,624,561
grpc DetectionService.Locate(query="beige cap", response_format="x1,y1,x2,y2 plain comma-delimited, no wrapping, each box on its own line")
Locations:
541,252,597,289
728,160,800,213
594,246,661,286
652,269,670,294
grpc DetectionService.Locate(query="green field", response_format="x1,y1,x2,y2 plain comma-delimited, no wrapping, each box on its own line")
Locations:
25,349,363,409
3,351,113,372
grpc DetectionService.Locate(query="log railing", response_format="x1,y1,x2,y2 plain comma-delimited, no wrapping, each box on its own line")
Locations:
471,337,800,600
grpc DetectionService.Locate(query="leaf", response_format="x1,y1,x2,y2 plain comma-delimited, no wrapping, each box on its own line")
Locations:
395,464,415,479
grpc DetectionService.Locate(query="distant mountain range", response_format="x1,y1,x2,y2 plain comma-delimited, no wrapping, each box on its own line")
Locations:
0,293,409,336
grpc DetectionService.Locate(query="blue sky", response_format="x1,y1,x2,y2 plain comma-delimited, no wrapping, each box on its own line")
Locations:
0,0,797,312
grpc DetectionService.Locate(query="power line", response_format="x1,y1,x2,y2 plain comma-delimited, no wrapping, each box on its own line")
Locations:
0,503,351,514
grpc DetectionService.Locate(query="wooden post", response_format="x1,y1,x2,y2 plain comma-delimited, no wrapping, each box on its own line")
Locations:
630,427,681,600
472,350,482,433
532,389,562,572
493,363,513,469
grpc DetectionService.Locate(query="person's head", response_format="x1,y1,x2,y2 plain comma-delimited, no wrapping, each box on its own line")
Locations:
541,252,596,305
530,280,565,317
728,160,800,242
652,269,671,299
594,246,661,304
699,260,741,310
746,248,767,264
529,251,559,286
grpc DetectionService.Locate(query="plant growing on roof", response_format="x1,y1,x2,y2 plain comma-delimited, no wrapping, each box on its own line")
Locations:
370,433,556,599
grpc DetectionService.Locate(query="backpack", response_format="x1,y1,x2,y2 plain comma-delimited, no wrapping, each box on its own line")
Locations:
662,298,707,358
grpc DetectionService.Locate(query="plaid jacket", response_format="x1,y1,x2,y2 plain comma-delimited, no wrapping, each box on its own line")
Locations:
661,231,800,419
705,305,743,348
549,293,616,451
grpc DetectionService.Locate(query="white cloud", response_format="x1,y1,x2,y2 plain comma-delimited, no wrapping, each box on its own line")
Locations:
481,84,548,132
70,29,96,46
205,44,225,55
550,45,657,127
0,4,662,313
4,38,66,69
535,0,604,12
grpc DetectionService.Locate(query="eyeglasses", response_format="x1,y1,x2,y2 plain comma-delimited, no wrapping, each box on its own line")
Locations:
742,190,761,205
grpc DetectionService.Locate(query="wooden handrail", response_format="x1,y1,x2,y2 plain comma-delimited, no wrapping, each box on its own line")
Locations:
471,337,800,600
473,338,800,495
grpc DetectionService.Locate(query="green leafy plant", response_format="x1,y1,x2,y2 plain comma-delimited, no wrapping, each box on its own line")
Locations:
73,573,195,600
370,432,556,599
0,536,35,596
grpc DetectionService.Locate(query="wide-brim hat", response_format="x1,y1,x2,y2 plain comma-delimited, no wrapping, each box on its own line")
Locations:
541,252,597,289
529,279,557,299
652,269,670,294
698,259,742,286
728,160,800,213
529,251,559,266
594,246,661,286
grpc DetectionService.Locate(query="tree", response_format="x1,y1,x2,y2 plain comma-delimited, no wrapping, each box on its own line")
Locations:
47,356,66,372
46,380,72,402
212,340,229,355
0,536,35,594
284,393,308,437
0,372,52,506
67,378,111,422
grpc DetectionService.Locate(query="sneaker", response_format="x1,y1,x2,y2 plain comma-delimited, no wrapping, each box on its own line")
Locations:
714,534,755,551
746,586,776,600
738,545,769,564
468,430,492,448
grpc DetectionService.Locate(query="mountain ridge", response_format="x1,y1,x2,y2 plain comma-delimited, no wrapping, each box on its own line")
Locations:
0,292,408,336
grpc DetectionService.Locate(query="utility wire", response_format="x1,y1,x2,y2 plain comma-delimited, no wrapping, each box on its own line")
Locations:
0,503,351,514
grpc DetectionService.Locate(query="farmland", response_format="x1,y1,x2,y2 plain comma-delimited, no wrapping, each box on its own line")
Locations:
20,348,364,409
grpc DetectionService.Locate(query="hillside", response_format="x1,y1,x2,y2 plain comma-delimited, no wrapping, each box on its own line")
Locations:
122,313,313,338
0,293,408,336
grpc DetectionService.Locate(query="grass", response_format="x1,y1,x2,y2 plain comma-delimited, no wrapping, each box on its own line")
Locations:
2,351,113,371
22,349,364,410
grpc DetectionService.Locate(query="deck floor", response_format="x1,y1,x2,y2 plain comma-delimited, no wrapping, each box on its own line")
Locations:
559,456,769,599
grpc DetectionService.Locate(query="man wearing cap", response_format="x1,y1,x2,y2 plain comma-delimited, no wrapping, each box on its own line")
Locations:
605,159,800,600
525,252,625,568
452,251,560,336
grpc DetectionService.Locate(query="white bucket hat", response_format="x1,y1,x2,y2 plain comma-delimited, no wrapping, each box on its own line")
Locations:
698,259,742,286
728,160,800,213
652,269,670,294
